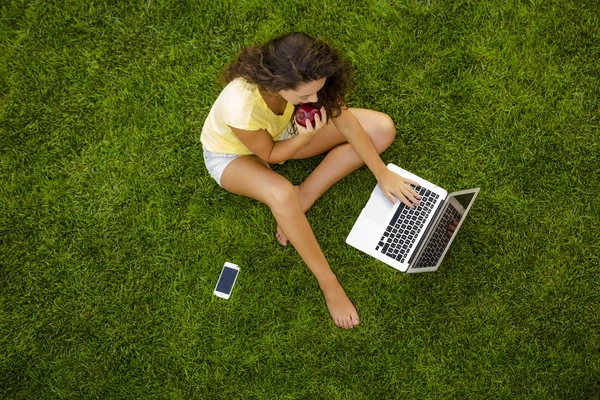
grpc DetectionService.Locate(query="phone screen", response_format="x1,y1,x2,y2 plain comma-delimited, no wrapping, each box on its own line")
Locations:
216,266,238,294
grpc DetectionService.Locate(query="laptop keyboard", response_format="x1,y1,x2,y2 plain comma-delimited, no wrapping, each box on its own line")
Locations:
376,186,439,263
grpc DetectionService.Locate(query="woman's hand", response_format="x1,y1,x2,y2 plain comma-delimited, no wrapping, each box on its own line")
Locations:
377,169,422,208
297,106,327,140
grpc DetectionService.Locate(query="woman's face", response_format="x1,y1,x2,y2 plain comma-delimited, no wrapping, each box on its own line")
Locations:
279,78,326,105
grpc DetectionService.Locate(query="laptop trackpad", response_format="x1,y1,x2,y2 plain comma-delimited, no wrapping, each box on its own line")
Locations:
363,185,395,225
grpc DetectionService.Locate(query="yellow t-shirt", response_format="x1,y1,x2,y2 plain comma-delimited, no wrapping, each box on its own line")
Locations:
201,78,294,154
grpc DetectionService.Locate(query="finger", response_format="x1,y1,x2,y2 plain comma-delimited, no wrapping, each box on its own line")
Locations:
406,184,422,200
398,194,415,209
401,187,420,206
315,107,327,128
395,176,421,200
403,198,416,208
404,178,420,188
305,118,314,131
313,113,324,129
383,190,397,205
320,106,327,124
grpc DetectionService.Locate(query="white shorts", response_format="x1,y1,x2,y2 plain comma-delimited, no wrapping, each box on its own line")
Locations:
203,124,295,186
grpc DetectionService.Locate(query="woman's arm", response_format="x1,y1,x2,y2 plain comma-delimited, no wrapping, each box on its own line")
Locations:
229,126,311,164
332,108,421,207
229,108,327,164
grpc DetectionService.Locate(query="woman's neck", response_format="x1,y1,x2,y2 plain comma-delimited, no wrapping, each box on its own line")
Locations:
259,89,288,116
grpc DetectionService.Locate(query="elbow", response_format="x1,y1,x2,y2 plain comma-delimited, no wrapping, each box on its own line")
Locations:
260,146,278,164
263,155,284,164
259,155,274,164
256,151,275,165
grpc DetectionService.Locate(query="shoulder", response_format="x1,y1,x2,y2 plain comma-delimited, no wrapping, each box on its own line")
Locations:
220,77,259,104
213,78,263,130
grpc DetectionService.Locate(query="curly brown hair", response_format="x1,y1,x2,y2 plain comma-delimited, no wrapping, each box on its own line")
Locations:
223,32,354,122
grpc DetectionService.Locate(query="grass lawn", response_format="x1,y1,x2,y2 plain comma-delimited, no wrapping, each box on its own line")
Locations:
1,0,599,398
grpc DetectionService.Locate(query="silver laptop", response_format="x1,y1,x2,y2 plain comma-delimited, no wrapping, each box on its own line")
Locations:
346,164,479,273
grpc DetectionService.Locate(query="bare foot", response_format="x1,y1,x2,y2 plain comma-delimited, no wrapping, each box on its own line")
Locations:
275,186,315,246
276,225,289,246
323,283,360,329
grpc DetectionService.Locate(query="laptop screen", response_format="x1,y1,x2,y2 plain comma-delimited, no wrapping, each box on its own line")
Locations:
410,190,478,270
454,191,477,212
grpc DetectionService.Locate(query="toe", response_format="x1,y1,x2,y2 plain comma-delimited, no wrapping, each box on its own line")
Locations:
342,318,350,329
275,228,288,246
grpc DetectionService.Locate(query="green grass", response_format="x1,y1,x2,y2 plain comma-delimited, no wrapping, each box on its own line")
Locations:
1,0,599,398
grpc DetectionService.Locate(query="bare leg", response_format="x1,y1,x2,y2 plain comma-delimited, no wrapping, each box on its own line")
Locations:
220,156,360,329
275,108,396,245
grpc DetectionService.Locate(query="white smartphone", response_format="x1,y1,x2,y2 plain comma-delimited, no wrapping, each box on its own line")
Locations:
213,262,240,299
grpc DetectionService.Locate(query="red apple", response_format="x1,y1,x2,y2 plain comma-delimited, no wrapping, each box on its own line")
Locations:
295,105,322,127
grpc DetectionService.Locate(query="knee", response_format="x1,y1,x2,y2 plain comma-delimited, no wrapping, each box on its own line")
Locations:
380,114,397,150
264,180,298,215
370,113,396,154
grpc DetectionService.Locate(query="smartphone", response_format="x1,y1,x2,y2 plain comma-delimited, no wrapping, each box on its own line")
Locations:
213,262,240,299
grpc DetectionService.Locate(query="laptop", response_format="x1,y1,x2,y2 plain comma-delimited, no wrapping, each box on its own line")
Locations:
346,164,479,273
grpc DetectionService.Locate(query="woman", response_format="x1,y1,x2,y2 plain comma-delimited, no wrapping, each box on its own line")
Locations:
201,32,421,329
